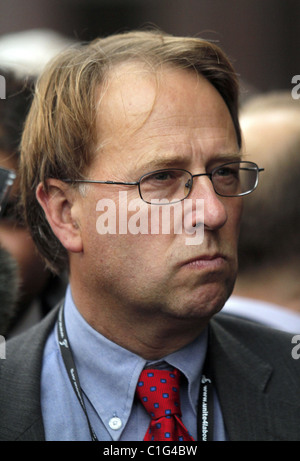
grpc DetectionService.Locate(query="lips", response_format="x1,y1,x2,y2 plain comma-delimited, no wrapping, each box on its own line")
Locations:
180,253,227,269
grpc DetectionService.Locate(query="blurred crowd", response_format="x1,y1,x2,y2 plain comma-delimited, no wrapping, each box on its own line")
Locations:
0,30,72,337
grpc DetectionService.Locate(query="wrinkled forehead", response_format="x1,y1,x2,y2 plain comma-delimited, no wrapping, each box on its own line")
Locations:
93,62,228,149
95,62,161,136
89,62,239,180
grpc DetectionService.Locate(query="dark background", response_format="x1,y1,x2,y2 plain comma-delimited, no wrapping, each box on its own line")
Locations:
0,0,299,95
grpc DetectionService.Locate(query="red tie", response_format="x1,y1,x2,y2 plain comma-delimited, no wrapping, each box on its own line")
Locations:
136,368,195,441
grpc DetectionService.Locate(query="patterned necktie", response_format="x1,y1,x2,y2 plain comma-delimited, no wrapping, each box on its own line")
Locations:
136,368,195,441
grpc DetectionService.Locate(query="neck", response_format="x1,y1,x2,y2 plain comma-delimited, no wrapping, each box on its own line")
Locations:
69,281,208,361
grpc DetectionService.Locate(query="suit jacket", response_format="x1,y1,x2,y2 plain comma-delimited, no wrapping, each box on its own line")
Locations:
0,305,299,441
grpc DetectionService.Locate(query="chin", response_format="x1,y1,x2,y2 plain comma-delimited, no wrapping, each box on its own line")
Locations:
170,283,232,321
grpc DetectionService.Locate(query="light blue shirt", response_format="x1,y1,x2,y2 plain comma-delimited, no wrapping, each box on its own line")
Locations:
41,285,227,441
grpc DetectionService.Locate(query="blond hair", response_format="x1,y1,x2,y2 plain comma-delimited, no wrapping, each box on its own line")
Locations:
20,29,241,273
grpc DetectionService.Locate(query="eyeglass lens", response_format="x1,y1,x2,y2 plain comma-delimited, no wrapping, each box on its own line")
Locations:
139,162,258,203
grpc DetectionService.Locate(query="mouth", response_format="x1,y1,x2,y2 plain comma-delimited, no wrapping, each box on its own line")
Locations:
180,253,227,270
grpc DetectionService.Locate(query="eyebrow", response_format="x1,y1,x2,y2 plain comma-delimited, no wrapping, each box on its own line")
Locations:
138,151,242,174
140,155,188,172
212,152,242,162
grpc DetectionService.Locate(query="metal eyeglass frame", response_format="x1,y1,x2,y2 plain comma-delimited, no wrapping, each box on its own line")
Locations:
63,161,264,204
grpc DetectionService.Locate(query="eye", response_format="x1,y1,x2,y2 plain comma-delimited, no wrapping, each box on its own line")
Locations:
150,170,177,181
215,166,238,177
143,169,184,184
139,169,191,203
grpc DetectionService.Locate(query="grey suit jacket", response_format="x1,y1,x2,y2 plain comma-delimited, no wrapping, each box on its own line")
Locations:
0,305,299,441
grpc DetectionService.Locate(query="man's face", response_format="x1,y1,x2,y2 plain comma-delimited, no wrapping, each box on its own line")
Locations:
74,65,242,323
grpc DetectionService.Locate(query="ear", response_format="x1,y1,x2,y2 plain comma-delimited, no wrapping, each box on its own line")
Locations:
36,179,83,253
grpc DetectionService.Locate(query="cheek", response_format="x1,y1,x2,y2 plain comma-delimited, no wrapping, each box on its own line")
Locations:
226,198,242,239
84,217,172,291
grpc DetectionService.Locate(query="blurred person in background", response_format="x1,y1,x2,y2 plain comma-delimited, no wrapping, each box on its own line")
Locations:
0,29,74,78
0,68,66,337
223,91,300,333
0,166,19,336
0,245,19,336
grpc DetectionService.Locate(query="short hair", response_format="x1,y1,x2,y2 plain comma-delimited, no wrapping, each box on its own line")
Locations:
20,29,241,274
237,91,300,274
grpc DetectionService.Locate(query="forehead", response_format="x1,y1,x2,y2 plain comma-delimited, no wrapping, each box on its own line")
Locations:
95,62,165,139
93,63,238,171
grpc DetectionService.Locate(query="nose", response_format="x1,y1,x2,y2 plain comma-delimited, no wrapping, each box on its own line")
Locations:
189,176,228,231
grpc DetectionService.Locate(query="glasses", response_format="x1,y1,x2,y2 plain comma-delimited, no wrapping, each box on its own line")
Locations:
63,161,264,205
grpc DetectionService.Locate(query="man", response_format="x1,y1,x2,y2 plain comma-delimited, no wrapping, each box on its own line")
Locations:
0,30,299,441
223,92,300,333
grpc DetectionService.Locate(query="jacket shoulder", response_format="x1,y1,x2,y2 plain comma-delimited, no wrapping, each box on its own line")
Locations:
210,313,300,440
212,312,300,395
0,304,60,440
213,312,298,350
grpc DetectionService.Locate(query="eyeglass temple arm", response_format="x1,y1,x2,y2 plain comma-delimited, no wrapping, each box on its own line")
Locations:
63,179,138,186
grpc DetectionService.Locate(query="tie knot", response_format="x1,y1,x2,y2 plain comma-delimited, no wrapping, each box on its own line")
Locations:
136,368,182,420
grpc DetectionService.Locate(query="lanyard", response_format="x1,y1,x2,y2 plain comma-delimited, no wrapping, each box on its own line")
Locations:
198,347,214,441
57,304,98,441
57,303,214,441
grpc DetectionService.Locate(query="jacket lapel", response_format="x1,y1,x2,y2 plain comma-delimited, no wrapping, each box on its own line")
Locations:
209,315,300,441
0,305,60,441
2,306,299,441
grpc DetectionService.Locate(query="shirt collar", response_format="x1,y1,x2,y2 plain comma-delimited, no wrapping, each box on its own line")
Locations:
62,285,208,439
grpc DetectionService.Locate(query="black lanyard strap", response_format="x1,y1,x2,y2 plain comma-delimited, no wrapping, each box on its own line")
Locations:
57,304,98,441
57,303,214,441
